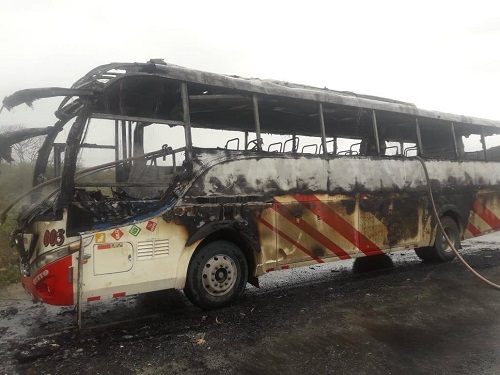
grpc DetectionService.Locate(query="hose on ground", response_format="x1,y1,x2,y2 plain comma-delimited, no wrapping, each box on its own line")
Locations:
415,156,500,290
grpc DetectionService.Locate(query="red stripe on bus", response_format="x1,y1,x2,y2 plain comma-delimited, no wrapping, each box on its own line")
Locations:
467,222,481,237
113,292,126,298
87,296,101,302
273,204,351,260
259,218,325,263
297,194,384,256
473,200,500,230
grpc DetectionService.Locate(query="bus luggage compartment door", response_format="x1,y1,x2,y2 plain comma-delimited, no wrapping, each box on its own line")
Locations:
275,194,357,265
358,193,423,251
93,242,134,275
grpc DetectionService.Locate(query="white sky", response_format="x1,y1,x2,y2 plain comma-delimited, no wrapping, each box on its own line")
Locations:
1,0,500,130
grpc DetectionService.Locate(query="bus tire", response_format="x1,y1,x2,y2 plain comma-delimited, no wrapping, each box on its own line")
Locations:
415,216,459,262
184,240,248,310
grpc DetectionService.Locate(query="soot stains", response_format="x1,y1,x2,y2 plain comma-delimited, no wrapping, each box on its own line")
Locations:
359,198,390,213
341,199,356,215
311,246,326,257
360,194,422,246
265,179,282,193
296,178,309,191
387,198,421,246
277,202,306,220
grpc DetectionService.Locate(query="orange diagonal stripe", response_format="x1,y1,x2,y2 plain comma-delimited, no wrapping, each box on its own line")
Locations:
258,217,324,263
273,201,351,259
293,194,384,256
473,200,500,230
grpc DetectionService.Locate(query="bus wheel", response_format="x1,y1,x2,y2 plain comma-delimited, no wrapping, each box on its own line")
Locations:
415,216,459,262
184,240,248,310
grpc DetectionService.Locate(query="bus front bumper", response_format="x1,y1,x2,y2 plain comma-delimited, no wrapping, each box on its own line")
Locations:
21,254,74,306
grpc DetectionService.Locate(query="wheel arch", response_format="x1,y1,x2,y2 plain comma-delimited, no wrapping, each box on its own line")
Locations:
175,222,259,289
437,204,464,239
195,229,259,288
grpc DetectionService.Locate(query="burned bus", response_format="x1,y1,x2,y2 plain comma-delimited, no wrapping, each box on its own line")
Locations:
2,60,500,310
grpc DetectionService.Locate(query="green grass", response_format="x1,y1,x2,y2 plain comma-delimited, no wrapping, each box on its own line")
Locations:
0,230,18,286
0,161,60,286
0,162,33,287
0,264,19,285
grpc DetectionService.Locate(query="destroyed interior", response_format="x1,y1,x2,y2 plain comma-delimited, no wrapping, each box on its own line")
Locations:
2,59,500,310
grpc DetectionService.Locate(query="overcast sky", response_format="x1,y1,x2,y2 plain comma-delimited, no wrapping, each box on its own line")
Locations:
1,0,500,129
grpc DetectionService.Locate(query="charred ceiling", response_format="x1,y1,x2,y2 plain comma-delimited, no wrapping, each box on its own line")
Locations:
94,76,183,121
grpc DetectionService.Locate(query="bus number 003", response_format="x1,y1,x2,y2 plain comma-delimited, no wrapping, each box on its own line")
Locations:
43,229,65,247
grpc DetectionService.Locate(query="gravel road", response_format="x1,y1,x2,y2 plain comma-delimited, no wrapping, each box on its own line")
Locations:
2,233,500,374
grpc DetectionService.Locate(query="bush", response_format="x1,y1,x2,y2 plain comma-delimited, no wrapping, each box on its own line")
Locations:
0,162,34,286
0,264,19,285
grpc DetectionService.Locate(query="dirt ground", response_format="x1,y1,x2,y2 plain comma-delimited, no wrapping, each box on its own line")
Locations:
2,233,500,375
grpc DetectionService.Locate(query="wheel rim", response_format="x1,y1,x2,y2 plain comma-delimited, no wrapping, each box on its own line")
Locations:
202,254,238,296
441,226,455,253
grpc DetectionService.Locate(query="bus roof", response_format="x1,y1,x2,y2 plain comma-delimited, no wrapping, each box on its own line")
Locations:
3,60,500,130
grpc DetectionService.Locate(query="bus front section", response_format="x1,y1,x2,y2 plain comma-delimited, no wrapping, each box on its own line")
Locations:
2,66,192,306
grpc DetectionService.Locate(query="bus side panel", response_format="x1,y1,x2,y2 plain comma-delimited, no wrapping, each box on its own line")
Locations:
254,204,278,275
272,192,428,267
358,193,428,252
187,154,500,273
79,218,190,302
274,194,358,266
188,155,432,268
465,190,500,238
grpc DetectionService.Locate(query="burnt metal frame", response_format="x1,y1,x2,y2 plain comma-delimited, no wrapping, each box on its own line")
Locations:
481,126,488,161
4,60,499,200
372,110,381,156
7,61,500,211
319,103,327,155
181,83,193,163
252,95,262,151
283,136,299,153
450,122,459,159
415,118,424,157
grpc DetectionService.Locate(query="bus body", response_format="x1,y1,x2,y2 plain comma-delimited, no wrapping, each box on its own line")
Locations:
3,60,500,309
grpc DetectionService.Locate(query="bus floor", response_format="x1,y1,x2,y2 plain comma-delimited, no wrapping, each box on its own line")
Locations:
2,232,500,375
